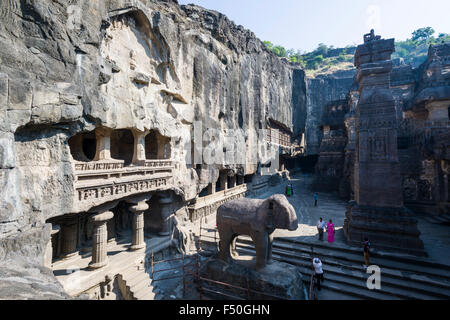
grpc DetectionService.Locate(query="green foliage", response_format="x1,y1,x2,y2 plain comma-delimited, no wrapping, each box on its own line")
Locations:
411,27,435,41
263,27,450,74
263,41,273,50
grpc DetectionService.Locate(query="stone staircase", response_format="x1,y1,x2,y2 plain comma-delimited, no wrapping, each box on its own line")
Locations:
423,212,450,225
118,265,155,300
234,236,450,300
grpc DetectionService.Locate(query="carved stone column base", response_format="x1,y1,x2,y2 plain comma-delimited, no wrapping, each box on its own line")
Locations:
88,260,109,269
130,243,146,251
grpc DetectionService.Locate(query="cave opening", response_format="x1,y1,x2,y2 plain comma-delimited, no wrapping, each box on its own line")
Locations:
68,132,97,162
111,129,134,166
145,129,171,160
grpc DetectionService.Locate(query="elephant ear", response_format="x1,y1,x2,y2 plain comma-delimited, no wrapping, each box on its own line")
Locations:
251,198,271,231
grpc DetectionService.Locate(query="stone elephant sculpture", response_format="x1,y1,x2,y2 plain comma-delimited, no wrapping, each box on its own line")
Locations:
216,194,298,270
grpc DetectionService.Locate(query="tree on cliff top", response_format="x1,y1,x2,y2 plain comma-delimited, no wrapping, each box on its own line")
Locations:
411,27,435,41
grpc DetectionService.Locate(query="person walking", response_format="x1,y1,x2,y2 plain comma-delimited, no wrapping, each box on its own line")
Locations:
327,219,335,243
290,183,294,195
363,238,371,270
317,217,325,241
313,193,318,206
312,257,324,291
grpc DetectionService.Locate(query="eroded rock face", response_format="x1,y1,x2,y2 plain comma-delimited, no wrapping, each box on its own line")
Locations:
0,0,306,294
304,70,356,156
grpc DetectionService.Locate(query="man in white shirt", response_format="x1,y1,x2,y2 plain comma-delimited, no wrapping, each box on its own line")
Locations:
317,217,325,241
313,258,324,290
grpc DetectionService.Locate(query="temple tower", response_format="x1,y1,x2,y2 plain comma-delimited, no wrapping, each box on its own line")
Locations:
344,30,425,255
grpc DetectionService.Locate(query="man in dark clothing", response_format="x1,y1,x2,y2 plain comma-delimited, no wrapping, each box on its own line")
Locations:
363,238,371,270
317,217,325,241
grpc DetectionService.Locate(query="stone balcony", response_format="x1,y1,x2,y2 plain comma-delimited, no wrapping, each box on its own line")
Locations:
73,159,175,211
188,184,247,222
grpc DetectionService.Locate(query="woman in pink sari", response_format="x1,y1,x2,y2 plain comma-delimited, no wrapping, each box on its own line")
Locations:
327,219,335,243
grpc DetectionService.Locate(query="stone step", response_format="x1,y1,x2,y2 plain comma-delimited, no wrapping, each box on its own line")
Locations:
135,290,155,300
236,242,450,299
276,239,450,287
129,276,152,293
302,275,397,300
126,271,151,288
315,288,362,300
237,246,423,300
290,256,448,300
120,266,154,300
237,238,450,291
423,215,450,224
275,236,450,277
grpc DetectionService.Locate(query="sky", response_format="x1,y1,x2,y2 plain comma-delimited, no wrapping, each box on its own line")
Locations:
177,0,450,52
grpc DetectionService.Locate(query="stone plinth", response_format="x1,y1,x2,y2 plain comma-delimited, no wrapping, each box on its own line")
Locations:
344,202,425,255
60,217,78,259
199,257,306,300
89,211,114,269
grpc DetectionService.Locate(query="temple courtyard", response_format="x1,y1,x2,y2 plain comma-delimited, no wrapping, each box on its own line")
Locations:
198,172,450,300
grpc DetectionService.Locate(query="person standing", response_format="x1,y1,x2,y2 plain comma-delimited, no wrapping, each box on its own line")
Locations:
290,183,294,195
317,218,325,241
313,193,318,206
312,258,324,290
363,238,371,270
327,219,335,243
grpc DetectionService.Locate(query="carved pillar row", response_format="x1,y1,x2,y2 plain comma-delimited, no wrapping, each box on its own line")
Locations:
132,130,147,165
44,224,60,268
93,127,112,161
60,217,78,259
129,200,148,250
159,196,173,236
89,211,114,269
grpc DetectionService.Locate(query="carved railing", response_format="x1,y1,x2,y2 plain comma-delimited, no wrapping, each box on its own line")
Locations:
188,184,248,222
73,159,175,209
74,160,125,171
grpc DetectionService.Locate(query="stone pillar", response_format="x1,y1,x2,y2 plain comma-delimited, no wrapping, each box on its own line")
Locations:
229,175,236,188
132,130,147,165
60,217,78,259
208,183,216,195
93,127,112,161
107,218,116,244
129,201,148,250
344,30,424,255
44,224,60,268
89,211,114,269
220,173,228,191
159,196,173,236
